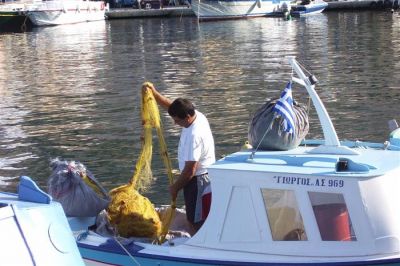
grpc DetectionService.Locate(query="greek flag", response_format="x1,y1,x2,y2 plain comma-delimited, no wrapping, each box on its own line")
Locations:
273,81,296,135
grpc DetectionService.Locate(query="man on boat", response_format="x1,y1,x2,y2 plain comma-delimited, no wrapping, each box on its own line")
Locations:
142,83,215,234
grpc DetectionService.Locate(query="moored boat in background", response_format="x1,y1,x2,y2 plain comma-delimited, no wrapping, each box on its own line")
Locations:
190,0,291,21
26,0,108,26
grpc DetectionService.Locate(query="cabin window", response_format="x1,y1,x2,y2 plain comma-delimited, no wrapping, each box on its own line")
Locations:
262,189,307,241
309,192,356,241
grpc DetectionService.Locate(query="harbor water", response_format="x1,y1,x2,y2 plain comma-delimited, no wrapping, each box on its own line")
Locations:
1,11,400,205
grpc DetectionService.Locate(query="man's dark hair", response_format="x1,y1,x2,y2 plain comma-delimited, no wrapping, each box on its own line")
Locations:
168,98,195,119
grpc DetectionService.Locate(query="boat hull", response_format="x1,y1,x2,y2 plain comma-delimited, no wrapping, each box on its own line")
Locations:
190,0,291,20
75,233,400,266
0,10,32,31
0,176,84,266
26,0,106,26
290,1,327,16
78,244,400,266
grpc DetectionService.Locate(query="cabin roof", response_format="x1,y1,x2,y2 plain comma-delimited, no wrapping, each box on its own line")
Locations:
209,146,400,177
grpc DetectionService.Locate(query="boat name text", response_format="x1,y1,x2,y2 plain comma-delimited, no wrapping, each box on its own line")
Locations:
273,175,344,187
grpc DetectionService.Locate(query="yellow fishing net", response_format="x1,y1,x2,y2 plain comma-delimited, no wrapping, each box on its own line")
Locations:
107,82,175,241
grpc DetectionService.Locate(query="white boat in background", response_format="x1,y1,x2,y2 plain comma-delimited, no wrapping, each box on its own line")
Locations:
26,0,108,26
190,0,291,21
0,176,85,266
67,57,400,265
290,0,327,16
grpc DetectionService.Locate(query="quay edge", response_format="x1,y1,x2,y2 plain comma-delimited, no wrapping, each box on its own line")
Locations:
325,0,399,11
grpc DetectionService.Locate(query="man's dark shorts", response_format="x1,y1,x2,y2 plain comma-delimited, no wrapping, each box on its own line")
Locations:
183,173,211,225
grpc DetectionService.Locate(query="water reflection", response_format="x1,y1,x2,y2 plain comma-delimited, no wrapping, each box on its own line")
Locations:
0,13,399,204
0,40,34,186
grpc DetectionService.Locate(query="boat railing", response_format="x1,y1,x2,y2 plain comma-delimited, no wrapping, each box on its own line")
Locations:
301,139,400,151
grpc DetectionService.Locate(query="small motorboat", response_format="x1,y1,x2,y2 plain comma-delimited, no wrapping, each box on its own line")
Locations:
0,176,85,266
290,0,328,17
68,57,400,265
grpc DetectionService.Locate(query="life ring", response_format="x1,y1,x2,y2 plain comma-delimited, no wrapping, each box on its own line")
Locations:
100,2,105,10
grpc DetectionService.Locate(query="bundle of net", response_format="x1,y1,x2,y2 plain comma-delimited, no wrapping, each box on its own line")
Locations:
107,83,164,240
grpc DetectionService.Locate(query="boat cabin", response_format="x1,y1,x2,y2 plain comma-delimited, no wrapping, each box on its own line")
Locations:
184,144,400,261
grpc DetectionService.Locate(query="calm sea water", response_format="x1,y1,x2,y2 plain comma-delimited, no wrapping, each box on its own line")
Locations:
1,11,399,205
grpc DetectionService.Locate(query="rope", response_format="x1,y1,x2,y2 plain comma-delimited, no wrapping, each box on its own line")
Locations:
249,120,273,160
113,237,141,266
301,59,313,147
295,60,313,76
21,15,28,32
76,230,140,265
300,96,312,147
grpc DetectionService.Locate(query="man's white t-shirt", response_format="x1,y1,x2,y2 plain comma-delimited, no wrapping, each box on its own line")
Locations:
178,110,215,176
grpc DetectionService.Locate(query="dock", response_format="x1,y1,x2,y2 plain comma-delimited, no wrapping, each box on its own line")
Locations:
325,0,397,10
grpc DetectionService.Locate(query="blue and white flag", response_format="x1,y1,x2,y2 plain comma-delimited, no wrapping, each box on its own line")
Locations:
273,81,296,135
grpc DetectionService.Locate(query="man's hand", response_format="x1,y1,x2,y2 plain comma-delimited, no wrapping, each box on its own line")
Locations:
141,82,172,109
142,81,155,94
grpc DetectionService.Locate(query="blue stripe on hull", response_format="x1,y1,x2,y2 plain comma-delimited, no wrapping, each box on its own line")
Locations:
78,243,400,266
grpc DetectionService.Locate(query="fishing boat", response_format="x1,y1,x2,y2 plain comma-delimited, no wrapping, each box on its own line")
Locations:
290,0,327,17
25,0,108,26
68,56,400,265
190,0,292,21
0,176,85,266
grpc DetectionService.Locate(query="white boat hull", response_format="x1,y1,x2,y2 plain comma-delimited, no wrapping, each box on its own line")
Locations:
0,176,84,266
26,0,106,26
75,231,400,266
190,0,291,20
290,0,327,16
